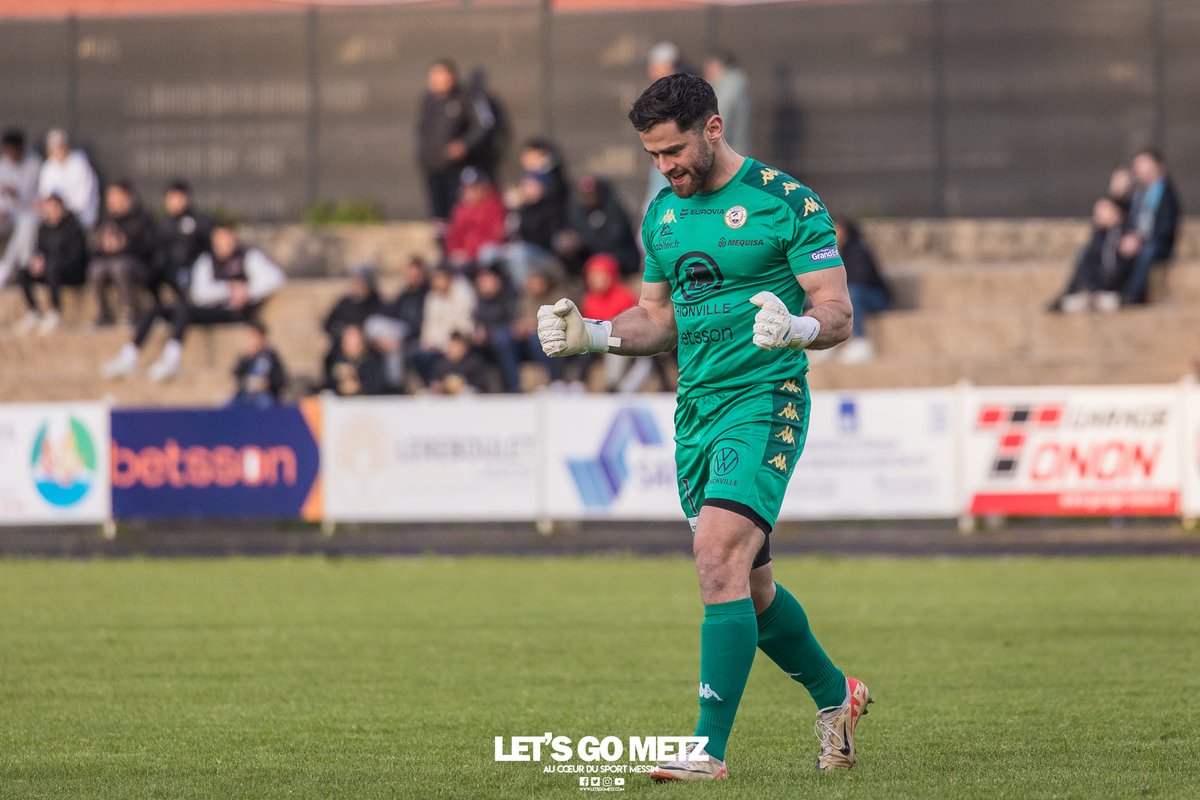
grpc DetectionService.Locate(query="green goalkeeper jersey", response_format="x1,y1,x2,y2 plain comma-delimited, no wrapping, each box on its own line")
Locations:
641,157,844,398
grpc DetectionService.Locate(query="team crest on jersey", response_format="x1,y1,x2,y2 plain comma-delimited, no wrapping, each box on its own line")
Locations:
724,206,748,229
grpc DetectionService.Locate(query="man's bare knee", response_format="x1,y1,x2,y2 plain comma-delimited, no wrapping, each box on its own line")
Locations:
750,563,776,614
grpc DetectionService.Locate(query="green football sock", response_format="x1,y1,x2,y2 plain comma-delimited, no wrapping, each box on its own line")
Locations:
693,597,758,762
756,582,846,710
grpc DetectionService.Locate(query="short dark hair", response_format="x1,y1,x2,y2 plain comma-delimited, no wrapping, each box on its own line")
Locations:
1,128,25,149
109,179,136,196
166,178,191,195
431,58,458,76
628,73,719,133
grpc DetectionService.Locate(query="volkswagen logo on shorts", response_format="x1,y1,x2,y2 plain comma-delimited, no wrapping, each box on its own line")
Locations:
675,251,724,301
712,447,739,476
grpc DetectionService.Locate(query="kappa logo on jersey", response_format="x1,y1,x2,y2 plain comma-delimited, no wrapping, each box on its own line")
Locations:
783,181,802,197
760,168,780,185
976,403,1064,477
724,206,748,229
674,252,724,302
698,683,724,701
660,208,677,225
802,196,822,216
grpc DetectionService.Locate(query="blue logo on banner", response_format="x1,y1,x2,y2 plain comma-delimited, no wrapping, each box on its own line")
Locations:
838,398,859,435
569,407,663,509
111,405,321,520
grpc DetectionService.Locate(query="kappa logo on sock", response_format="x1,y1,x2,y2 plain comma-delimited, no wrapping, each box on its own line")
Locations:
698,682,724,701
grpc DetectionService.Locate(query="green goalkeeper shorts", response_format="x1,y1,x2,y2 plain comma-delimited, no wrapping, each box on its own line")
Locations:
674,376,810,535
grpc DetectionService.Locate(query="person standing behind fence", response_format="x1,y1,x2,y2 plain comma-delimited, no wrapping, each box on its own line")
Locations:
37,129,98,229
416,59,485,223
1120,148,1181,306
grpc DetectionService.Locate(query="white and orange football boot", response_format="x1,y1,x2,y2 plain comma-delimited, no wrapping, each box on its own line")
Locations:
649,743,728,783
814,676,872,771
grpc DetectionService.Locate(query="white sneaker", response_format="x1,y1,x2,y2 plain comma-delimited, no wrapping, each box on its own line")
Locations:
102,344,140,379
148,340,182,382
14,311,39,336
37,310,60,336
1093,292,1121,313
648,742,727,783
838,337,875,363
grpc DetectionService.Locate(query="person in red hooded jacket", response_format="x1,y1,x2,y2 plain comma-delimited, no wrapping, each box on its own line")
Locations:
443,167,506,269
574,253,655,392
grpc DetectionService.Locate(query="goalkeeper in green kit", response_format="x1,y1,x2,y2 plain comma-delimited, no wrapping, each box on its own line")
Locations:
537,73,871,781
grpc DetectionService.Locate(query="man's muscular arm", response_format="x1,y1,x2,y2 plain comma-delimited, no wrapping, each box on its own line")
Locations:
609,280,676,356
749,266,852,352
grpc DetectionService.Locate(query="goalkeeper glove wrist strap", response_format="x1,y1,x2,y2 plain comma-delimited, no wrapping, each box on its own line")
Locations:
787,315,821,350
583,319,621,353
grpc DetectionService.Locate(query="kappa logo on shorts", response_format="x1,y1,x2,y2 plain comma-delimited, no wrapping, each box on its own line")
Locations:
711,447,739,476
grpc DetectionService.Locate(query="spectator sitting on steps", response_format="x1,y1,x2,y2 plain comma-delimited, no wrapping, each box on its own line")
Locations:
324,323,390,397
14,194,88,336
88,180,158,327
1119,148,1181,306
1049,196,1132,314
37,128,99,229
228,321,287,408
832,217,890,363
102,221,285,382
430,331,497,395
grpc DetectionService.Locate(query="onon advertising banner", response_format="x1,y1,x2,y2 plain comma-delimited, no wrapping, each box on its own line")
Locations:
543,395,679,520
1181,382,1200,520
0,402,110,524
111,402,322,520
323,396,540,521
963,386,1182,516
781,389,958,519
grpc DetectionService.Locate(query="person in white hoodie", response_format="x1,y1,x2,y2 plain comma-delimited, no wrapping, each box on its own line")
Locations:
103,222,285,382
411,265,476,386
0,128,43,287
37,129,99,229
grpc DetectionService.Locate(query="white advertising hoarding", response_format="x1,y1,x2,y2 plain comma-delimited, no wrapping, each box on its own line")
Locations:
782,389,958,519
0,403,110,524
962,386,1182,517
323,396,541,521
1181,382,1200,520
543,395,680,520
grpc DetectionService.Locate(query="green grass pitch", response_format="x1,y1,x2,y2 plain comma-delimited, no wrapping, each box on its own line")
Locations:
2,555,1198,799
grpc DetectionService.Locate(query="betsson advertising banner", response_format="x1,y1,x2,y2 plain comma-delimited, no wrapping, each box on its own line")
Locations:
111,402,322,520
542,390,957,521
323,395,541,521
0,402,110,524
962,386,1182,517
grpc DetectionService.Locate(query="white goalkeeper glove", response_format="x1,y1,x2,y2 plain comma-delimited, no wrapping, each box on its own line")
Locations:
536,298,621,357
748,291,820,350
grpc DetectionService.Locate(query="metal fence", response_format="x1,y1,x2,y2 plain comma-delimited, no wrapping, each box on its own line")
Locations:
1,0,1193,221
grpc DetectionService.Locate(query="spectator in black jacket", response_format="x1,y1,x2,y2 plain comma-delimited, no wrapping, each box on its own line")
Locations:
430,332,497,395
325,323,390,396
322,265,384,374
229,321,287,408
555,175,640,277
1050,197,1132,314
88,180,157,326
14,194,88,335
834,217,890,363
416,59,485,221
155,179,210,301
471,266,520,392
1120,148,1182,305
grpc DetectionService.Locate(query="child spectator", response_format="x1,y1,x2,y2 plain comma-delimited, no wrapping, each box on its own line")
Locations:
322,265,384,373
324,323,390,396
579,253,652,392
14,195,88,335
229,321,287,407
430,332,497,395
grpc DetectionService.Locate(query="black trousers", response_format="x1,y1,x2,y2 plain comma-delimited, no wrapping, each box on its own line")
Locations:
18,263,86,312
